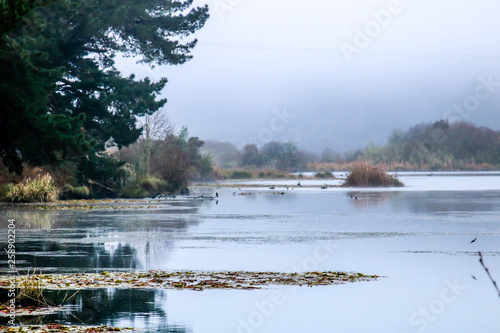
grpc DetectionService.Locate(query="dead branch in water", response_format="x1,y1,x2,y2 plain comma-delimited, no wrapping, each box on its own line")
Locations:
478,251,500,298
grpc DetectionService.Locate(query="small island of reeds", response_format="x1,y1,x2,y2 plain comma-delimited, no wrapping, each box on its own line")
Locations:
343,162,404,187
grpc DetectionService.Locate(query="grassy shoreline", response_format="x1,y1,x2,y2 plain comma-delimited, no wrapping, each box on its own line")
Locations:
7,165,500,203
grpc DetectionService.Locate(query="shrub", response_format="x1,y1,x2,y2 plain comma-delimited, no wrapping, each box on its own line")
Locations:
216,169,293,180
116,163,136,188
230,170,253,179
343,162,403,187
120,185,149,198
60,185,90,200
139,177,158,192
314,171,335,179
3,174,59,202
44,162,79,187
119,175,168,198
265,171,289,179
212,168,230,180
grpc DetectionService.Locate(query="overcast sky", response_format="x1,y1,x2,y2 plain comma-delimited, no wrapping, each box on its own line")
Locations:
117,0,500,153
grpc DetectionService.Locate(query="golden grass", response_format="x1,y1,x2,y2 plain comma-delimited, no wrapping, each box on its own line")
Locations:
3,174,59,202
343,162,404,187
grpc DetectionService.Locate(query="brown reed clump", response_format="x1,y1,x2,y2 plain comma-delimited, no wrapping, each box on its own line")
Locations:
343,162,404,187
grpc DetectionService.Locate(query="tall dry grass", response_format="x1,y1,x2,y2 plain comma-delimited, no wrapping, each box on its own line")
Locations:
343,162,403,187
17,269,49,307
3,174,59,202
1,269,78,309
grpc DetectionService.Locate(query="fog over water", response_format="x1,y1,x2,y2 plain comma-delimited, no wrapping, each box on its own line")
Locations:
117,0,500,152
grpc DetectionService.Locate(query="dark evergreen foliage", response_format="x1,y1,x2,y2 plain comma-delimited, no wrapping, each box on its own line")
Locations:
0,0,209,176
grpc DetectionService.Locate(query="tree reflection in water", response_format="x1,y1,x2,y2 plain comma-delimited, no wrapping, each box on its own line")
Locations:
0,204,202,274
0,288,187,332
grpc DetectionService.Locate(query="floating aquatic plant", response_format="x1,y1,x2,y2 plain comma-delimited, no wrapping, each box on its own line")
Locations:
0,270,381,291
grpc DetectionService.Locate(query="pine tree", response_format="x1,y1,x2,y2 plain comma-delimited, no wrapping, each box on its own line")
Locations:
0,0,209,175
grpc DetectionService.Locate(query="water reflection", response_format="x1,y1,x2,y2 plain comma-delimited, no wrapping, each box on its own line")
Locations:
0,200,205,274
0,288,186,332
393,191,500,214
1,187,500,275
341,190,500,214
4,210,58,229
346,191,398,209
19,242,142,273
0,176,500,332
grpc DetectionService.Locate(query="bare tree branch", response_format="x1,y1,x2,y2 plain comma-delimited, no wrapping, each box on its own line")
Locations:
139,111,175,141
479,251,500,298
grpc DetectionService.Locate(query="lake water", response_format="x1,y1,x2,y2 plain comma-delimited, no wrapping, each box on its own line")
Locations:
1,172,500,332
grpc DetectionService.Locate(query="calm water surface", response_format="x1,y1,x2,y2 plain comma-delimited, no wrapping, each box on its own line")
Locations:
1,172,500,332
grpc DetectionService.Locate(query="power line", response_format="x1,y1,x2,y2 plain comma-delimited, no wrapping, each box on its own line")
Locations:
200,42,343,54
198,42,500,61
